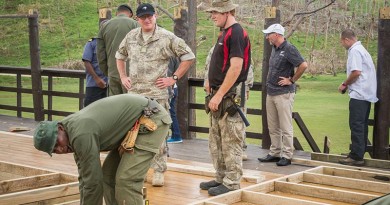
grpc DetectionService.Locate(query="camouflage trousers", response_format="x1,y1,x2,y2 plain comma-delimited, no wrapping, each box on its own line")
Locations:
150,99,169,173
209,112,245,190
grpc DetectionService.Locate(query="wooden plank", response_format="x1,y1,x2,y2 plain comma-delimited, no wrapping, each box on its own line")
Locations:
311,153,390,169
274,181,377,204
278,172,303,183
241,190,330,205
59,173,78,183
244,180,275,193
190,202,227,205
167,162,265,183
0,160,50,177
24,196,80,205
293,158,390,175
303,172,390,194
0,173,61,194
208,190,242,204
0,182,79,205
322,166,390,183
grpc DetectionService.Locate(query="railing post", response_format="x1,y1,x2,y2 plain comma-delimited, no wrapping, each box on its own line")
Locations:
373,7,390,160
28,10,44,121
261,6,280,149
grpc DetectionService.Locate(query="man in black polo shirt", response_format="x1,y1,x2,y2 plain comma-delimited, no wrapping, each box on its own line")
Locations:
200,0,251,196
258,24,308,166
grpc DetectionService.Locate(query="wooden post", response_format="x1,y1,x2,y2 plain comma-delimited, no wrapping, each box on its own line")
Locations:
28,10,44,121
176,2,197,139
261,6,280,149
373,7,390,160
98,8,112,24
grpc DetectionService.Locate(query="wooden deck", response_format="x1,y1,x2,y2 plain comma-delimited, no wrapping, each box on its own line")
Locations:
0,115,316,204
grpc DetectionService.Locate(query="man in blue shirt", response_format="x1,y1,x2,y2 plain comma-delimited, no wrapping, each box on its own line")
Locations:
82,37,108,107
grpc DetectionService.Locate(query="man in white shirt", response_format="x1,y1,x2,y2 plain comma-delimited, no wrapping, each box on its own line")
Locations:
338,29,378,166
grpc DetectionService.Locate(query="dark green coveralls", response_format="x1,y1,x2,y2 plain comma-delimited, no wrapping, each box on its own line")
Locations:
61,94,171,205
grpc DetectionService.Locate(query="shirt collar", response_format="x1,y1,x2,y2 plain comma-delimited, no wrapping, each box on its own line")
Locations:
274,40,287,50
349,41,361,52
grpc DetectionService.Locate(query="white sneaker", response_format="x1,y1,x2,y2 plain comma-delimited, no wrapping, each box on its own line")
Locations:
242,152,248,161
152,171,164,187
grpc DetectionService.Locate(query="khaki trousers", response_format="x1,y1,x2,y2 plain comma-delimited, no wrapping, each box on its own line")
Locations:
266,93,295,159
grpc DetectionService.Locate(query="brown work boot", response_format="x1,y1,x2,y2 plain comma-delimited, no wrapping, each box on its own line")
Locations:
339,157,364,166
152,171,164,187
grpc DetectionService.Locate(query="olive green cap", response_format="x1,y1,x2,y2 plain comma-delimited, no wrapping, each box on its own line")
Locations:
33,121,58,156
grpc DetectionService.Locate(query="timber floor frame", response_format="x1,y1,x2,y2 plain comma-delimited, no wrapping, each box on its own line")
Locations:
191,165,390,205
0,160,79,205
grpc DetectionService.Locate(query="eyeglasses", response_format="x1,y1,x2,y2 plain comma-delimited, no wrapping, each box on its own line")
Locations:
138,14,154,21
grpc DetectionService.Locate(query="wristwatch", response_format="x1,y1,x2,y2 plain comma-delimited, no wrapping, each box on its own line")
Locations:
172,75,179,81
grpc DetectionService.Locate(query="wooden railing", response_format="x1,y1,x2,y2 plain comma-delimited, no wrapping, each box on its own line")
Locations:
187,77,320,152
0,66,320,152
0,66,85,120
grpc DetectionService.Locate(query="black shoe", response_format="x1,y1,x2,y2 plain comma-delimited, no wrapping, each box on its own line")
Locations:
200,180,221,190
208,184,231,196
258,154,280,162
276,157,291,166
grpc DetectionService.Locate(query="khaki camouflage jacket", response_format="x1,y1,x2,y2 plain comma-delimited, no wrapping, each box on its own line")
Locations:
115,26,194,100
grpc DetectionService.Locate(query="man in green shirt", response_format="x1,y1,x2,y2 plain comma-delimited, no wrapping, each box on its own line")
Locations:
97,4,139,96
33,94,171,205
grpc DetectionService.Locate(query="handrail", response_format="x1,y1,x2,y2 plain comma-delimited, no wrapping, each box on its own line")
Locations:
0,66,85,120
0,66,320,152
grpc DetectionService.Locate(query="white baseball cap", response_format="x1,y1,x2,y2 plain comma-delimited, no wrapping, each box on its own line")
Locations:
262,24,285,36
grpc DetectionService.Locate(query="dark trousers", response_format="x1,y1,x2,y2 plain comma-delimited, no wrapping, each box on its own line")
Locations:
84,87,108,107
169,87,182,139
349,98,371,160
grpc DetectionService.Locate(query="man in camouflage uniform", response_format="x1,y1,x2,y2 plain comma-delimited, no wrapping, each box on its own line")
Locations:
115,3,195,187
200,0,251,196
97,4,138,96
204,46,254,161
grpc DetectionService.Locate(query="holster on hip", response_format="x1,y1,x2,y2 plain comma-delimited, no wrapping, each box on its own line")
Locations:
210,92,236,119
118,115,157,156
205,94,211,114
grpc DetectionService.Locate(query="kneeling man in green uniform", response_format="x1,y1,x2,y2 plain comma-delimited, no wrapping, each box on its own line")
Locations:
33,94,171,205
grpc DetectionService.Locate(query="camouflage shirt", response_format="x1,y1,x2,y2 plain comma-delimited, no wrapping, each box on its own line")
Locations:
115,26,195,100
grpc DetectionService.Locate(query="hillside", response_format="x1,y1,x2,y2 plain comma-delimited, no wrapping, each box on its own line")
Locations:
0,0,385,78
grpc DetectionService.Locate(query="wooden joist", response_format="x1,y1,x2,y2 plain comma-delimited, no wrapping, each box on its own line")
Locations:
0,182,79,205
0,161,79,205
303,172,390,194
274,181,378,204
322,166,390,183
311,152,390,169
0,173,61,194
167,162,266,183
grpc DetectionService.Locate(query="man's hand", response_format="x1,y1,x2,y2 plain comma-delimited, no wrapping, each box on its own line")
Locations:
120,76,131,90
338,82,347,94
209,94,223,112
155,77,176,89
278,76,293,86
94,77,107,89
204,80,210,95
